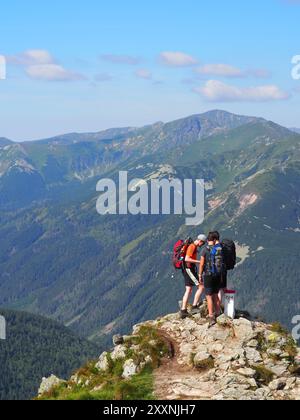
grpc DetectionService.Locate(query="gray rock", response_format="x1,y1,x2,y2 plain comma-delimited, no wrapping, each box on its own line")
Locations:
210,343,224,353
122,359,139,379
193,351,213,368
237,368,256,378
113,334,124,346
267,362,289,378
111,345,127,361
269,378,287,391
247,339,259,348
95,352,110,371
267,348,282,358
38,375,64,396
254,387,271,400
233,318,253,333
247,378,258,389
285,377,296,390
245,347,263,363
217,314,232,327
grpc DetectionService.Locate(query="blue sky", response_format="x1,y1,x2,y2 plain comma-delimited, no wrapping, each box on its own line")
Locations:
0,0,299,140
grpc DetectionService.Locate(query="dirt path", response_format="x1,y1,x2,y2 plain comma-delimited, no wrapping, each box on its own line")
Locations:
154,332,213,400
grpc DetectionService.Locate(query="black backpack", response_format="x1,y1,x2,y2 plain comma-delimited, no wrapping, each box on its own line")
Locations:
221,239,236,271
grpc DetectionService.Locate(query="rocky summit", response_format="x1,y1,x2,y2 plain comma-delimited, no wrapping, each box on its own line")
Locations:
38,309,300,401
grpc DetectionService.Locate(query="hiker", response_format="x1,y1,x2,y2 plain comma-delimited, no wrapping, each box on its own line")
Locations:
180,234,207,320
212,231,228,304
199,232,224,327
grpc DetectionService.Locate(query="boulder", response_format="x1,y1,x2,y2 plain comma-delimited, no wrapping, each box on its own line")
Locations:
269,378,287,391
267,363,289,378
95,352,110,372
245,347,263,363
111,345,127,361
113,334,124,346
233,318,254,336
122,359,139,379
38,375,64,396
267,348,282,358
237,368,256,378
193,351,214,369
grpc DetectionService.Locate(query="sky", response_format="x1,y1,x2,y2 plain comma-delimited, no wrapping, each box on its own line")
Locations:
0,0,300,141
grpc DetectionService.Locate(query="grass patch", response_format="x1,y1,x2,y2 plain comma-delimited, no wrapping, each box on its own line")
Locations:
127,325,171,368
252,365,274,386
38,325,168,401
39,366,155,401
269,322,289,336
256,332,268,353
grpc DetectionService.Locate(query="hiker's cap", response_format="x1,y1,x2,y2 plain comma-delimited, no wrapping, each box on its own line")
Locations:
197,234,207,242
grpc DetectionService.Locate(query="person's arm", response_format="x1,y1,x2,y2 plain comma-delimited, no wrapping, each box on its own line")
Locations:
185,255,200,264
199,256,205,283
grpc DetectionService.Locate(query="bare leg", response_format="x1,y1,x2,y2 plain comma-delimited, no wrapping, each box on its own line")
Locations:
213,294,221,317
206,295,214,317
218,289,225,305
193,284,204,307
182,287,193,311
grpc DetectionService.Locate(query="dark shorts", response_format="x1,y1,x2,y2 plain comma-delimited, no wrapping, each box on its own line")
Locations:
182,265,199,287
204,273,222,296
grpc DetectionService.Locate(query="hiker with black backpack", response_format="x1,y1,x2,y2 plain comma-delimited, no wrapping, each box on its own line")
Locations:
212,231,236,303
199,232,224,327
199,231,237,326
173,235,207,319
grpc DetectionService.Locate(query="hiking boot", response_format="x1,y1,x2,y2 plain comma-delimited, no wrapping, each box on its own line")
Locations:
180,310,190,320
190,306,201,315
208,316,217,328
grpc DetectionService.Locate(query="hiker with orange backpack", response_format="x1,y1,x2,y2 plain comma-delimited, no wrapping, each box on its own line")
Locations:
173,235,207,319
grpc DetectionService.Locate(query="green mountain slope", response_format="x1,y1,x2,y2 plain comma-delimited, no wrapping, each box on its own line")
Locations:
0,309,98,400
0,110,299,350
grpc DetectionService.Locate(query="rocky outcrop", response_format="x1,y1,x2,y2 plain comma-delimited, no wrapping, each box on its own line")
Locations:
38,310,300,401
38,375,65,396
150,313,300,400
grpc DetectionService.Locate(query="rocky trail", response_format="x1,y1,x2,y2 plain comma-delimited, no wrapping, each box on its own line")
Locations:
151,312,300,400
38,309,300,401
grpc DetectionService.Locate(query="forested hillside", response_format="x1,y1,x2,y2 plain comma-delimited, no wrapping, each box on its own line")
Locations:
0,309,98,400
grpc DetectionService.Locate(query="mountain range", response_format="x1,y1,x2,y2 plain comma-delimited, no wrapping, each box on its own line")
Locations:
0,110,299,351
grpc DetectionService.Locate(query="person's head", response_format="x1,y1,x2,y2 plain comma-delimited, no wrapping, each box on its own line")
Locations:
207,231,219,245
213,231,220,242
195,234,207,247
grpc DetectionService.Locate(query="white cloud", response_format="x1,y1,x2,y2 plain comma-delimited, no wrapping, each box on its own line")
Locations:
135,69,152,80
159,51,198,67
195,80,289,102
196,64,244,78
195,64,271,79
8,49,54,66
26,64,85,82
7,49,85,82
101,54,141,65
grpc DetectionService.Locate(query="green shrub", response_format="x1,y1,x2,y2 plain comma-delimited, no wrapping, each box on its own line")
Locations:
252,365,274,385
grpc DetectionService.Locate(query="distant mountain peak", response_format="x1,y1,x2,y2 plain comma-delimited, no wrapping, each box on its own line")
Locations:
0,137,13,147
